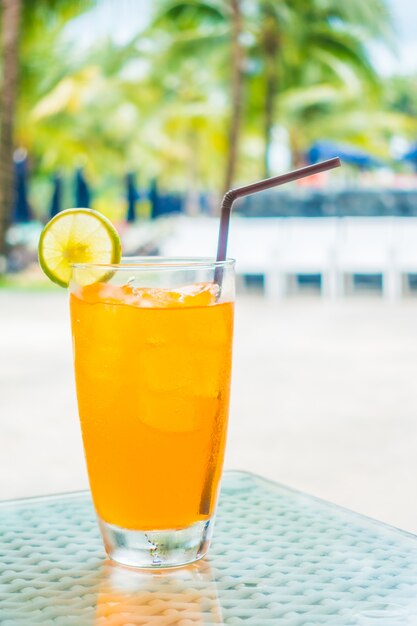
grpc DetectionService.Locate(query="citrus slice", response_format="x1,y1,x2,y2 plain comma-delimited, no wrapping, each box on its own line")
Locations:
38,208,121,288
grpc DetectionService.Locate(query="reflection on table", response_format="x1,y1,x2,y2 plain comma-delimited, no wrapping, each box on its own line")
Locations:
95,560,222,625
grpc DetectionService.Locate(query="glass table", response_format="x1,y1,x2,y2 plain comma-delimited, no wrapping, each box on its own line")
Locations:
1,471,417,625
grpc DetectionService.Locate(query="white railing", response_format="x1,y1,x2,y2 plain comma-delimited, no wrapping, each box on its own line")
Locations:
159,216,417,299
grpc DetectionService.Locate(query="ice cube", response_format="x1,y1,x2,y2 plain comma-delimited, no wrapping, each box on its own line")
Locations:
76,282,143,306
130,283,219,308
76,281,220,308
175,282,219,307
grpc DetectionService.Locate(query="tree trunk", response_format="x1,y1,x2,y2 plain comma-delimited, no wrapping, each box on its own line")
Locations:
262,9,279,179
0,0,21,261
263,69,276,178
185,128,199,216
289,129,305,168
223,0,244,193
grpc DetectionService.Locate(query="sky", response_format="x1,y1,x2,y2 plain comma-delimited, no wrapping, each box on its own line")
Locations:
370,0,417,75
66,0,417,77
65,0,151,48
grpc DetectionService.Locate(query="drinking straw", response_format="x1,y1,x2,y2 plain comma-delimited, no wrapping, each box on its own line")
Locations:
200,158,342,515
216,157,341,266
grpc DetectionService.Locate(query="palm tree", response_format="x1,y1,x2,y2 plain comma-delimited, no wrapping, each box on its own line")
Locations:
255,2,289,177
246,0,393,174
0,0,404,241
277,80,415,165
224,0,243,192
0,0,21,260
150,0,245,192
0,0,92,262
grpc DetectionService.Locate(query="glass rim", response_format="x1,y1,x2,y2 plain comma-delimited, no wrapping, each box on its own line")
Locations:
71,256,236,271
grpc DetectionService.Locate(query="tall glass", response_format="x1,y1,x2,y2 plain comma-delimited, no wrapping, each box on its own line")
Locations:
69,258,234,568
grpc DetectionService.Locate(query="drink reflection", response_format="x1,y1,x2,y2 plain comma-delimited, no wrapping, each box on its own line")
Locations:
94,559,223,625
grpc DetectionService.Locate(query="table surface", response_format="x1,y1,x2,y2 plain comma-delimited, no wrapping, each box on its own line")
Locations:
2,471,417,625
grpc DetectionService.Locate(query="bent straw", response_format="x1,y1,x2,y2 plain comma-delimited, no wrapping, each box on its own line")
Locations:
216,157,341,268
199,158,342,516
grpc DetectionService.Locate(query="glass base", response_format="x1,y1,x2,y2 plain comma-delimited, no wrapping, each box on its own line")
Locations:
98,517,214,569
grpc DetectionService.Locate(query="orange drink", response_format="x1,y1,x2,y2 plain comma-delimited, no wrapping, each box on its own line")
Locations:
69,258,235,568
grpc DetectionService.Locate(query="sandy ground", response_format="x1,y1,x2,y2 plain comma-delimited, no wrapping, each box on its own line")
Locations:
1,289,417,533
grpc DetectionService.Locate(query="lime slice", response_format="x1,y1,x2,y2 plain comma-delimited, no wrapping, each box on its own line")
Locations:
38,208,121,288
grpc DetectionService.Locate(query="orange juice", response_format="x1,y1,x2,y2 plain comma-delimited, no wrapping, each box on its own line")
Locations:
70,282,233,531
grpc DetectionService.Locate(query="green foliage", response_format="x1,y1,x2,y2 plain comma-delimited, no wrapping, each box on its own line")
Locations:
8,0,417,218
384,76,417,118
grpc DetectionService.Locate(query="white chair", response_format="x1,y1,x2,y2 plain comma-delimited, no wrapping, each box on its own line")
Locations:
228,218,283,284
335,218,397,299
159,216,218,257
392,218,417,297
267,218,339,298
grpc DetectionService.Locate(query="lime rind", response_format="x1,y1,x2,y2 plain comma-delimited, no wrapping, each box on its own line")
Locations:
38,208,122,288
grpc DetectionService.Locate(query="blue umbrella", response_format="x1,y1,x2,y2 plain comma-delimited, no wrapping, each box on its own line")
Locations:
49,173,63,219
74,168,91,207
307,141,382,168
12,153,31,223
401,144,417,166
126,172,140,223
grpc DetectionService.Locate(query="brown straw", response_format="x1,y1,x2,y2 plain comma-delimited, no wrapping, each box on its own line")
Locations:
200,158,341,515
216,157,341,265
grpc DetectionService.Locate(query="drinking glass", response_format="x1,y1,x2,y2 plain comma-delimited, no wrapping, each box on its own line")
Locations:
69,257,234,568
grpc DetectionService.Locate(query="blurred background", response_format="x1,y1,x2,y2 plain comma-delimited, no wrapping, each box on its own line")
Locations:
2,0,417,532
